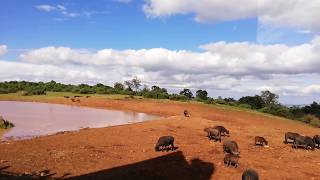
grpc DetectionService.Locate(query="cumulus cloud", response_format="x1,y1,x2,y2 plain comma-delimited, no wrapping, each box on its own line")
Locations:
143,0,320,33
20,36,320,78
0,45,7,57
0,37,319,103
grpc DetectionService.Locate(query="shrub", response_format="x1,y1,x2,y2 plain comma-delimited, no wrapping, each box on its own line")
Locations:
0,88,8,94
205,98,216,104
169,94,188,101
0,116,14,129
238,104,252,109
301,114,319,124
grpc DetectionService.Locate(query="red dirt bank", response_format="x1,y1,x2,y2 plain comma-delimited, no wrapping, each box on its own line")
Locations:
0,97,319,179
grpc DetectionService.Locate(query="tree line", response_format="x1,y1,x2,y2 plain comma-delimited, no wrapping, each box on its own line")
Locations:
0,79,319,127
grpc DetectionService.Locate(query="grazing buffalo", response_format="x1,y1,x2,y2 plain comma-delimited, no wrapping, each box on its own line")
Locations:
213,126,229,136
313,135,320,148
183,110,190,117
224,154,239,168
292,135,315,150
284,132,300,144
74,96,82,98
204,127,221,142
242,169,259,180
255,136,268,146
223,140,240,156
64,96,70,98
155,136,175,151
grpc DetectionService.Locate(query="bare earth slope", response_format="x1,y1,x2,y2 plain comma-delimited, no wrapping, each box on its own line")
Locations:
0,97,319,179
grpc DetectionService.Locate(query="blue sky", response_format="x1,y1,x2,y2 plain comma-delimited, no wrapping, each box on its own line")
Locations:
0,0,319,104
2,0,256,54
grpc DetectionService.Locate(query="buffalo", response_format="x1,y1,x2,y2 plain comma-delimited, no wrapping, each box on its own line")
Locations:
242,169,259,180
213,125,229,136
204,127,221,142
292,135,315,150
183,110,190,117
313,135,320,148
224,154,239,168
284,132,300,144
254,136,268,146
223,140,240,156
155,136,175,151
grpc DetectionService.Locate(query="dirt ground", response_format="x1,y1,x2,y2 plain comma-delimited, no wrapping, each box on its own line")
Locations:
0,97,319,179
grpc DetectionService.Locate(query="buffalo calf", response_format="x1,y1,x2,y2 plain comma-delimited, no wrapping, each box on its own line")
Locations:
284,132,300,144
155,136,175,152
224,154,239,168
223,140,240,156
242,169,259,180
255,136,268,146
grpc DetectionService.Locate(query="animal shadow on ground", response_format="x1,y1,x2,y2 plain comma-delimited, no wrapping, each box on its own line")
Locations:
0,170,56,180
66,151,215,180
0,165,67,180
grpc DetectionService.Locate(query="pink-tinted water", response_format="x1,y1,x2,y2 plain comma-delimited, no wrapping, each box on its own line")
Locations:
0,101,158,140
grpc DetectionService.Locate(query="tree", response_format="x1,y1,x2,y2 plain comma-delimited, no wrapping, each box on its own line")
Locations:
124,80,133,91
260,90,279,107
131,76,141,92
238,95,265,109
179,89,193,99
114,82,125,90
196,89,208,100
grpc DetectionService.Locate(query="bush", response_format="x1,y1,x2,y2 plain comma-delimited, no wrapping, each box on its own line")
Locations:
0,88,8,94
143,92,169,99
259,105,291,118
169,94,188,101
238,104,252,109
310,119,320,128
0,116,14,129
205,98,216,104
301,114,319,124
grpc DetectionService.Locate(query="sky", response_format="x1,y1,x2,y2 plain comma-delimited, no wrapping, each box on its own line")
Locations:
0,0,320,104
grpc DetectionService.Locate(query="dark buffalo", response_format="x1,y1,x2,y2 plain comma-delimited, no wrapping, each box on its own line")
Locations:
183,110,190,117
204,127,221,142
313,135,320,148
64,96,70,98
284,132,300,144
242,169,259,180
213,126,229,136
255,136,268,146
224,154,239,168
292,135,315,150
223,140,240,156
155,136,175,151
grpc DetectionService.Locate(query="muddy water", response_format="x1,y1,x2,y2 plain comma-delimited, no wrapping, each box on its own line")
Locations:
0,101,159,140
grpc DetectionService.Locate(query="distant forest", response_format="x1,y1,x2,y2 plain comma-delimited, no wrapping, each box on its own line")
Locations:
0,78,319,127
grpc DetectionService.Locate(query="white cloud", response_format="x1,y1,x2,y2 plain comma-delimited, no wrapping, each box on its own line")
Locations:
0,37,319,103
0,45,7,57
21,36,320,77
35,4,80,18
143,0,320,33
35,5,56,12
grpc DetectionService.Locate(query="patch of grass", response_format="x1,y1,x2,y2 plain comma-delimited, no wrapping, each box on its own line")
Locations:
0,92,143,101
